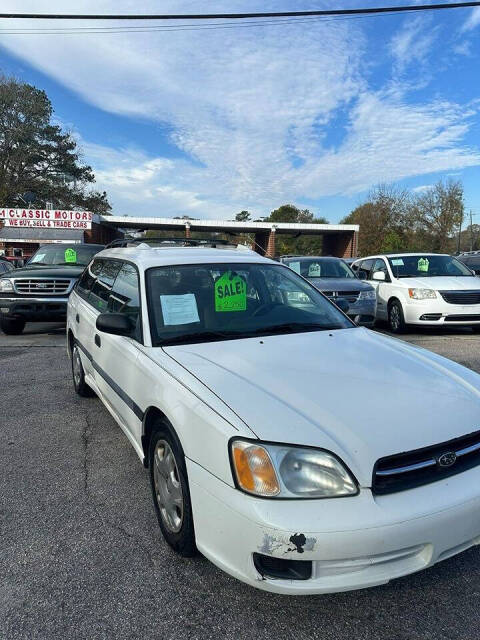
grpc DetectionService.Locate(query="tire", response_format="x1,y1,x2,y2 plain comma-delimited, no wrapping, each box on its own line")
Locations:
388,300,407,334
149,420,196,557
71,342,95,397
0,317,26,335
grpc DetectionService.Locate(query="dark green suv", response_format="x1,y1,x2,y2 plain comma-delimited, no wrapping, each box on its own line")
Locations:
0,243,103,334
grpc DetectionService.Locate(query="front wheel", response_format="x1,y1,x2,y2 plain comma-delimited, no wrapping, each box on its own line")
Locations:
71,343,95,397
0,317,26,335
149,422,196,557
388,301,407,334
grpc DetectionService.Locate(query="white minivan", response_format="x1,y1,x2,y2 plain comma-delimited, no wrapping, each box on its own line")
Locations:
351,253,480,333
67,242,480,594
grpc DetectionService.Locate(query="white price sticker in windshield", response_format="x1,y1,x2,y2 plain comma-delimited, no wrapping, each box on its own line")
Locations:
160,294,200,326
391,259,404,266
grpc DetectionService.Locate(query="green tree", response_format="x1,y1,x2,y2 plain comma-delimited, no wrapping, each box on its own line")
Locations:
341,185,412,255
412,180,464,253
234,210,251,222
266,204,328,255
0,75,110,213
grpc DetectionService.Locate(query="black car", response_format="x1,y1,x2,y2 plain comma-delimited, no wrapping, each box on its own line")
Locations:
0,243,103,334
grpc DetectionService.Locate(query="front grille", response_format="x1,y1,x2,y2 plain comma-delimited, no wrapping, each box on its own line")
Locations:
373,430,480,495
440,290,480,305
13,278,73,295
325,291,360,303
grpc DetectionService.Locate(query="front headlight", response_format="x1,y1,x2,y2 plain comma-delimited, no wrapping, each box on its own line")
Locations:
408,288,437,300
358,289,376,300
0,279,14,293
230,439,358,499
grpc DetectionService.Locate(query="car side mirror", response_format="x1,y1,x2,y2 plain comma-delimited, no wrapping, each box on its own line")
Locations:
372,271,386,281
96,312,132,336
356,271,367,280
335,297,350,314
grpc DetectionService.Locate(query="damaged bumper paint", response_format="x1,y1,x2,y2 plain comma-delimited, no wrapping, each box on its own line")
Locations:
187,458,480,595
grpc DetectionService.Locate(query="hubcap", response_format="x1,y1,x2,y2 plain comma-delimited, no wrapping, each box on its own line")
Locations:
72,346,82,387
390,306,400,331
153,440,184,533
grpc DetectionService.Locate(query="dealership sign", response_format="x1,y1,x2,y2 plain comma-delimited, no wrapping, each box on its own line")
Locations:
0,208,93,230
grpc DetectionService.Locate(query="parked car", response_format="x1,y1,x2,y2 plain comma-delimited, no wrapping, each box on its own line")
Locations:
280,255,376,327
351,252,480,333
457,252,480,275
0,243,104,334
68,243,480,594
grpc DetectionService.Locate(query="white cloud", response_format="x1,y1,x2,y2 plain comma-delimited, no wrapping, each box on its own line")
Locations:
0,0,479,219
412,184,433,193
461,7,480,32
389,16,437,72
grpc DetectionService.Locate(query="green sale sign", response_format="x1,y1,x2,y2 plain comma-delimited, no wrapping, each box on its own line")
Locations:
215,271,247,312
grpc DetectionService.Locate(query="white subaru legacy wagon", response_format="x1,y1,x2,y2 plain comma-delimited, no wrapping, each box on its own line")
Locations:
67,243,480,595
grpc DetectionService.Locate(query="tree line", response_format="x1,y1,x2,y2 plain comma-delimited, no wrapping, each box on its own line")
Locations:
234,179,474,257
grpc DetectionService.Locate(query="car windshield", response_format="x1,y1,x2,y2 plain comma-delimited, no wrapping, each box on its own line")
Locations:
28,245,101,267
147,262,354,346
286,258,355,279
387,255,473,278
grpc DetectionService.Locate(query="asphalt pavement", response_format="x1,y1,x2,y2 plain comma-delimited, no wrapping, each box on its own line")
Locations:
1,322,480,640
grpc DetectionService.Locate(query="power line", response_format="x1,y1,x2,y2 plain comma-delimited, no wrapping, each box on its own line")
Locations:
1,2,480,21
0,14,412,35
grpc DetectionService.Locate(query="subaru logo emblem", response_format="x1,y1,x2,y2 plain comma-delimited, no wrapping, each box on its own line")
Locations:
437,452,457,467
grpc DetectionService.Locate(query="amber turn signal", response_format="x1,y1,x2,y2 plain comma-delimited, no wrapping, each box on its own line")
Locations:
231,441,280,497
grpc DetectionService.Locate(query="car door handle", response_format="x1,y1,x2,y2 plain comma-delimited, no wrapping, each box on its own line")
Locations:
75,313,80,324
94,334,101,348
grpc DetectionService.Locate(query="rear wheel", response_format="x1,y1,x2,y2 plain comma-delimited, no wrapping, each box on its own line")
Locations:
0,317,26,335
149,421,196,557
388,301,407,334
71,343,94,397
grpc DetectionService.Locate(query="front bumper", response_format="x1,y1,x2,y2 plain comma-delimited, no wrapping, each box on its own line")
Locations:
188,460,480,594
346,299,376,327
0,297,69,321
403,299,480,326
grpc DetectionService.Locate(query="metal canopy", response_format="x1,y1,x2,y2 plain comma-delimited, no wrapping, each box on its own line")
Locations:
94,215,358,236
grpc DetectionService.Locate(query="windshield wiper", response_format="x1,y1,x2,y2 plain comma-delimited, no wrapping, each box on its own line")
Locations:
159,330,238,346
249,322,344,335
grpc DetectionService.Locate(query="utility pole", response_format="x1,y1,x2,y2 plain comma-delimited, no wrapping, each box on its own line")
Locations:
470,210,474,252
457,212,463,254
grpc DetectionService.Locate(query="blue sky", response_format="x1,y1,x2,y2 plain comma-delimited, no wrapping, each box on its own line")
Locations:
1,1,480,223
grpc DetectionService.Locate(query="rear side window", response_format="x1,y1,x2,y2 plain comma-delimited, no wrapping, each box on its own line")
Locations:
89,260,122,312
358,259,374,279
107,263,142,342
76,259,103,301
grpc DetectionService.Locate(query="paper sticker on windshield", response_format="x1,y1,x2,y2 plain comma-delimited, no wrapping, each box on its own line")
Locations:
160,294,200,325
215,271,247,312
64,248,77,264
391,258,404,266
289,261,301,274
418,257,429,272
308,263,321,277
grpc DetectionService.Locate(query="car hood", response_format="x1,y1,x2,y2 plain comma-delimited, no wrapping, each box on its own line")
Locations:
307,277,373,292
2,265,85,279
163,328,480,486
396,275,480,290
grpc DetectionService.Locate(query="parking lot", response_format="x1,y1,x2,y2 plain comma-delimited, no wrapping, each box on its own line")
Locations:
1,323,480,640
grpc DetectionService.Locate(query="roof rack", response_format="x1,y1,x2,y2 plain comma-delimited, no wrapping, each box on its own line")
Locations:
105,235,251,250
